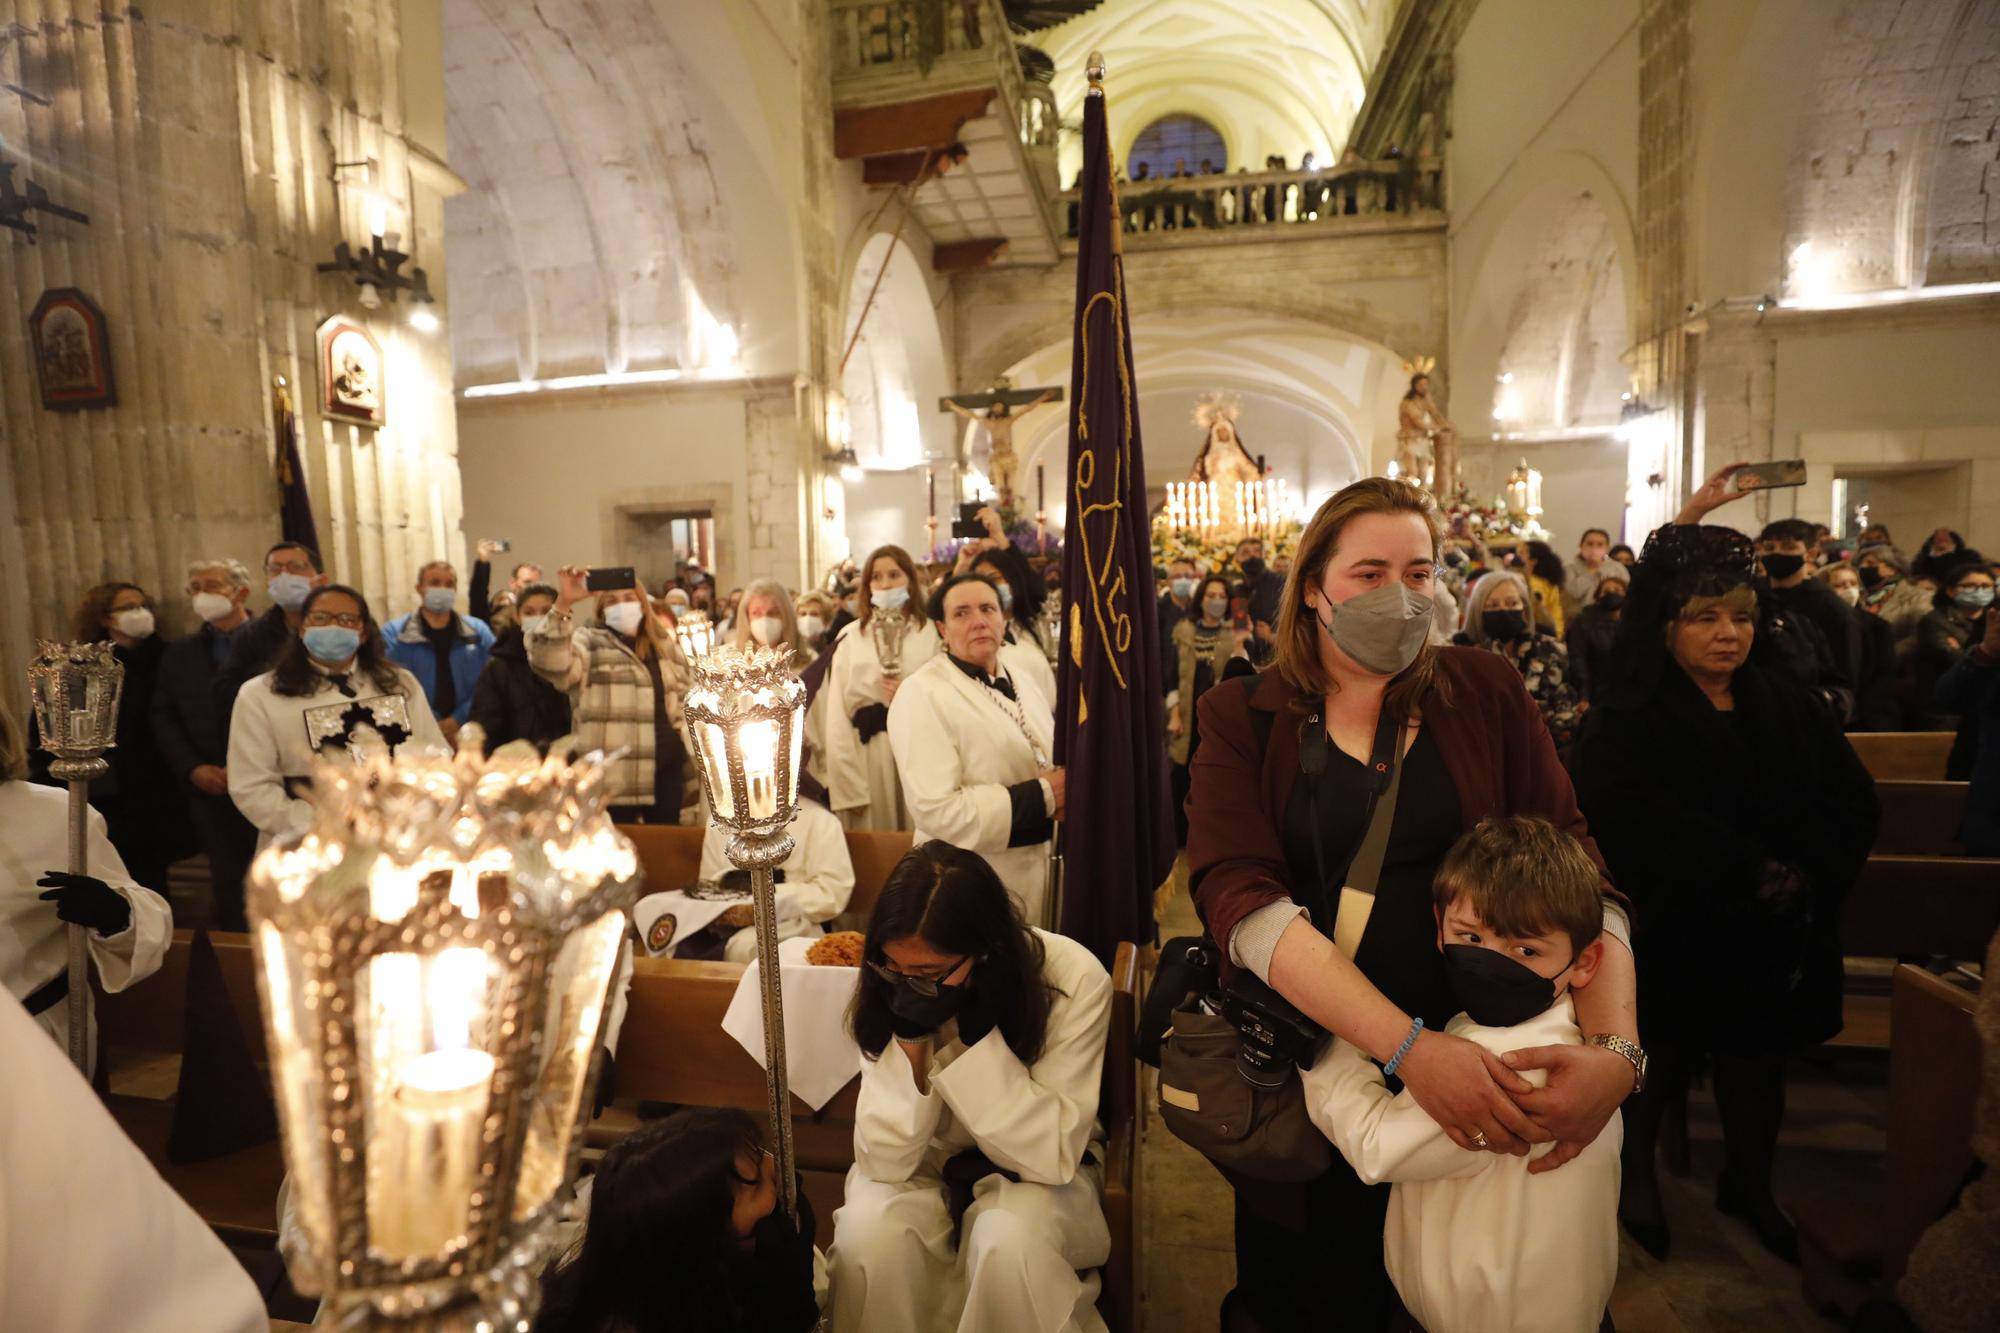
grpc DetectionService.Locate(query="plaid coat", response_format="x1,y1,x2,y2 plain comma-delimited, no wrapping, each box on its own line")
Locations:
527,612,690,807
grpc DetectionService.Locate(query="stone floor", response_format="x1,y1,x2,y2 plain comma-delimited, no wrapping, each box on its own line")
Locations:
1137,876,1883,1333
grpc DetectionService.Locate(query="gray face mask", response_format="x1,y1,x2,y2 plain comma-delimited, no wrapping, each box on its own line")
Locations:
1317,582,1435,676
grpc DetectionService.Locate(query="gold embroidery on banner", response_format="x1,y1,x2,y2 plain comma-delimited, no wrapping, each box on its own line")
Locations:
1073,280,1135,692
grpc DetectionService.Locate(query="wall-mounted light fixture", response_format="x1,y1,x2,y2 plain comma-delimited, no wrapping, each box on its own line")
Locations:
0,156,89,243
321,160,435,313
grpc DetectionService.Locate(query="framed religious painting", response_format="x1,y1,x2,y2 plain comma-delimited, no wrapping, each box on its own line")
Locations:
317,315,385,426
28,288,116,410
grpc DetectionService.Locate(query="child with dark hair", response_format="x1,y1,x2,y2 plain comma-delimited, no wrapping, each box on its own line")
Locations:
831,841,1112,1333
534,1108,821,1333
1303,816,1621,1333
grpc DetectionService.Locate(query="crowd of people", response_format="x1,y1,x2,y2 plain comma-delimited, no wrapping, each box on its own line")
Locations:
5,465,1998,1333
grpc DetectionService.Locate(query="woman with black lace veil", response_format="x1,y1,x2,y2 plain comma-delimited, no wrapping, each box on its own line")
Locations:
1571,523,1879,1264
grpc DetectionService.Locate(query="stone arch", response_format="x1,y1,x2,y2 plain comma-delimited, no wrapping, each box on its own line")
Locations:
839,230,953,472
1454,152,1639,434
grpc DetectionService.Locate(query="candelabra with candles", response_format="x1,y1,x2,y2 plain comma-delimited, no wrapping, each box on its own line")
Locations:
245,734,640,1330
26,641,124,1071
682,645,809,1222
1503,458,1545,519
1163,480,1220,534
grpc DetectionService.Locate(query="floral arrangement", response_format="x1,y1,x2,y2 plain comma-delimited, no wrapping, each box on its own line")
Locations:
1439,485,1547,543
1150,515,1302,573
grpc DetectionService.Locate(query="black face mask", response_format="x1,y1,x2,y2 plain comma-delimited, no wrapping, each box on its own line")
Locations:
1858,564,1886,590
886,975,970,1035
1596,591,1625,612
1760,553,1806,581
1241,558,1267,581
1480,609,1529,641
1442,944,1571,1028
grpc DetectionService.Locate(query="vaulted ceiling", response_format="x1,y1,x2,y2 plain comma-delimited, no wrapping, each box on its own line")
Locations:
441,0,750,389
1034,0,1394,178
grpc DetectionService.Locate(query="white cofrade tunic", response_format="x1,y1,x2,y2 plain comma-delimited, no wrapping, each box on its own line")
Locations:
1301,998,1622,1333
0,782,171,1072
1001,634,1057,706
887,653,1057,925
1,989,266,1332
226,665,446,848
824,614,938,832
698,799,856,963
831,929,1112,1333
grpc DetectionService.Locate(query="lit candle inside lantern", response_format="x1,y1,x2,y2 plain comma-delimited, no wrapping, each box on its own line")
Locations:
739,718,780,820
372,1046,495,1259
700,721,734,819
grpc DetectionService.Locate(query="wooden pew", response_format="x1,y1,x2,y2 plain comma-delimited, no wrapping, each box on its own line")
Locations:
1798,965,1980,1316
94,930,285,1248
1848,731,1955,782
617,820,913,928
1870,781,1969,856
1841,855,2000,963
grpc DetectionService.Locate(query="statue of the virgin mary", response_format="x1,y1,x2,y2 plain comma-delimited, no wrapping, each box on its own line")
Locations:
1188,393,1266,537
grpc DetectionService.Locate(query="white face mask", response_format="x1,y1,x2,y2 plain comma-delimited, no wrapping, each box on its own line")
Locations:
750,616,786,647
1834,584,1861,607
519,613,550,638
190,591,237,623
603,602,646,636
797,613,826,641
113,607,156,640
872,584,911,612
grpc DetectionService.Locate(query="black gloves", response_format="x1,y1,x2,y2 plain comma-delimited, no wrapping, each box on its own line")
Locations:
1752,860,1810,920
38,872,132,936
852,703,890,742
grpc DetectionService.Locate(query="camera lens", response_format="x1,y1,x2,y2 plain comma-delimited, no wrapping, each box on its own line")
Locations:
1234,1025,1291,1089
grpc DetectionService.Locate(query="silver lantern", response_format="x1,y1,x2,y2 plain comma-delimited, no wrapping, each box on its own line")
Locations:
246,734,639,1329
682,644,808,1220
26,640,125,1070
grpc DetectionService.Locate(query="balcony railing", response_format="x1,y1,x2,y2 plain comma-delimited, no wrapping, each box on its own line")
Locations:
1060,158,1443,239
831,1,1058,152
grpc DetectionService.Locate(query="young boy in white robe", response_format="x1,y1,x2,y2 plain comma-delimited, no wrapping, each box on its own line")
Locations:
1303,816,1623,1333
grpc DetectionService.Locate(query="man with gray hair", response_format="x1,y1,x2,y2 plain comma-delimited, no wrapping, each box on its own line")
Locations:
151,557,259,929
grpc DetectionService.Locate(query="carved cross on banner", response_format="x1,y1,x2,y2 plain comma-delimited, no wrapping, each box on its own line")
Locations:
940,384,1065,512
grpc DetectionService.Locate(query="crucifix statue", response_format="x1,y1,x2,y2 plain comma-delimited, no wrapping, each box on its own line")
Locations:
940,376,1063,513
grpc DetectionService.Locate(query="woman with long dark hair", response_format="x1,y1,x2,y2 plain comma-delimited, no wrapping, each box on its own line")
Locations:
227,585,444,846
1187,477,1639,1331
830,841,1111,1333
534,1109,820,1333
1573,524,1878,1263
823,544,938,831
970,544,1056,699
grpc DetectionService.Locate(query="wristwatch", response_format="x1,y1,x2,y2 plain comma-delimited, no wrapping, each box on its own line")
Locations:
1588,1034,1648,1094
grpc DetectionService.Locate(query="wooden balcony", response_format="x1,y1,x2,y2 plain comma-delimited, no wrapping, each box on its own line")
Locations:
1057,158,1446,250
831,0,1061,267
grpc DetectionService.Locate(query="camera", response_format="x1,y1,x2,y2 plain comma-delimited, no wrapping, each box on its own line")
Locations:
1219,971,1330,1088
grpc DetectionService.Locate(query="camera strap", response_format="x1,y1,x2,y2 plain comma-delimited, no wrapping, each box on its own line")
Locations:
1298,705,1406,958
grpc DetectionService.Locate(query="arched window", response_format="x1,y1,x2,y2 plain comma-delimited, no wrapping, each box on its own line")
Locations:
1127,115,1227,179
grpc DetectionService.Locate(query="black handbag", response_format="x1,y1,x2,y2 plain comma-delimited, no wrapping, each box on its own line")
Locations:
1154,685,1408,1182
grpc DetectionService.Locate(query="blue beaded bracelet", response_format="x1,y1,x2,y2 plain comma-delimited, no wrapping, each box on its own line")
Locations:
1382,1017,1425,1078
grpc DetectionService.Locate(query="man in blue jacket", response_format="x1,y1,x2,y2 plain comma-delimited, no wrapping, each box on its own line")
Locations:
382,561,494,749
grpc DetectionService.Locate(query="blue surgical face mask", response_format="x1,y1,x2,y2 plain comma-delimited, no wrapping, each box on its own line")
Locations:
302,626,361,664
995,582,1015,613
872,585,910,612
421,586,456,615
1954,585,1995,611
269,573,314,611
1171,577,1197,600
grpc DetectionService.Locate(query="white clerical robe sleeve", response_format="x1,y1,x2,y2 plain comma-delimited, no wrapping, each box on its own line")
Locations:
821,630,872,813
853,1040,947,1183
1302,1038,1490,1185
784,810,855,926
887,682,1014,854
931,962,1111,1186
67,812,171,994
226,683,310,836
0,992,267,1333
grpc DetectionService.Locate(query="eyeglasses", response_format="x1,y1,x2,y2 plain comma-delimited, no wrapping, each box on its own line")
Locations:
865,957,971,997
267,559,315,576
303,612,364,629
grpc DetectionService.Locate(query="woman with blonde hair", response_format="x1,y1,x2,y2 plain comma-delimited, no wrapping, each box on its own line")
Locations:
1185,477,1641,1330
727,579,814,672
823,545,938,831
535,567,692,824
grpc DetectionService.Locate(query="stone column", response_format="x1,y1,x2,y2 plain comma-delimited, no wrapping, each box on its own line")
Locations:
1635,0,1694,505
0,0,462,704
794,0,840,586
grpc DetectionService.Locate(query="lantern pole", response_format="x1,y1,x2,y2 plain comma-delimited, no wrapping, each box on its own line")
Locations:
27,642,123,1072
730,824,799,1222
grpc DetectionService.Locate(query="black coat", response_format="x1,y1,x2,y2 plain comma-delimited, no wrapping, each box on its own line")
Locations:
468,630,572,754
1852,610,1904,732
152,623,239,785
212,606,296,747
1573,662,1879,1052
1564,602,1621,704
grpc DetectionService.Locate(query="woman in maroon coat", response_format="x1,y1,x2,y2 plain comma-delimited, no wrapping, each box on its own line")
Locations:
1188,478,1642,1331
